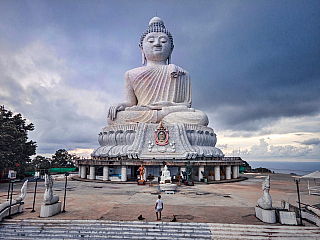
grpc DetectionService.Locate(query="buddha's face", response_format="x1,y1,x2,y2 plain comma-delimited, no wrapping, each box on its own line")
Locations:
142,32,172,62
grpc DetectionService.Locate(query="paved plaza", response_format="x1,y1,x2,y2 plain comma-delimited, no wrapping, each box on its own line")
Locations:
0,173,319,225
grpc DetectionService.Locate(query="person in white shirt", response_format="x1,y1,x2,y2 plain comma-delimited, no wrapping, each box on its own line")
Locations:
155,195,164,221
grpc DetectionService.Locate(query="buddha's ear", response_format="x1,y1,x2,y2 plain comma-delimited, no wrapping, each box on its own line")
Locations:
139,44,146,65
167,46,174,64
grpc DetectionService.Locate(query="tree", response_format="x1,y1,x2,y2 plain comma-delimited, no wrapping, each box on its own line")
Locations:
30,155,52,170
51,149,77,168
0,106,37,177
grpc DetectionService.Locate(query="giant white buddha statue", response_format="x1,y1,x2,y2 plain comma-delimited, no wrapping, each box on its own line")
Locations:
107,17,209,126
91,17,224,159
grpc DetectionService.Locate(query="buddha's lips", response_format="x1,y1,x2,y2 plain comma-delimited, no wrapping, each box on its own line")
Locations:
154,47,162,51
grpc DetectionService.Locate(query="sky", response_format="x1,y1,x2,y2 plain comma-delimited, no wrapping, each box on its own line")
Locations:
0,0,319,164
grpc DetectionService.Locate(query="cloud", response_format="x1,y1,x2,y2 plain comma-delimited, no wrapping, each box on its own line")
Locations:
0,1,319,158
189,1,320,131
0,40,111,154
239,138,315,159
299,138,320,146
216,144,228,149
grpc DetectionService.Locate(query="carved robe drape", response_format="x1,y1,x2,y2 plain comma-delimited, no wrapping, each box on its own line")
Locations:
131,64,191,107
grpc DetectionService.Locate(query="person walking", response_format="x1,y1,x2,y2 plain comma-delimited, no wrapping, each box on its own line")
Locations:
155,195,163,221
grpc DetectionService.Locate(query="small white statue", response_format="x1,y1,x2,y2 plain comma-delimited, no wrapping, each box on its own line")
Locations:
43,174,59,205
0,180,28,214
16,179,28,202
257,176,272,210
160,165,171,184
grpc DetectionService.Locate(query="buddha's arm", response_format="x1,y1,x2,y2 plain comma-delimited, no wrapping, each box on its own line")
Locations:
107,72,137,120
123,71,138,106
145,101,190,110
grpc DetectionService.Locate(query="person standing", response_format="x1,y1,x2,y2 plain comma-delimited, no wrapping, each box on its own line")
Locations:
155,195,163,221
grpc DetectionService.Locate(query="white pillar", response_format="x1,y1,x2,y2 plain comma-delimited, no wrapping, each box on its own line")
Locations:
225,165,231,180
121,165,127,182
232,165,237,179
78,166,81,177
214,165,220,181
103,166,109,181
237,166,240,178
199,166,204,181
89,166,95,180
80,165,87,179
143,167,146,181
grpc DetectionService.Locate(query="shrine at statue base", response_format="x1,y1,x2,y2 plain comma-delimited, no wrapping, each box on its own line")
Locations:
76,122,243,182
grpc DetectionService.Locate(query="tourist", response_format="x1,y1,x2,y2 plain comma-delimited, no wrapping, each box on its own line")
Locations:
155,195,164,221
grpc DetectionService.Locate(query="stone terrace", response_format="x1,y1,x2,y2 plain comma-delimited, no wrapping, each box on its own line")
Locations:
0,173,319,225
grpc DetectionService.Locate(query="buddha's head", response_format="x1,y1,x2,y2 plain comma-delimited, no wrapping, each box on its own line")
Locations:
139,17,174,65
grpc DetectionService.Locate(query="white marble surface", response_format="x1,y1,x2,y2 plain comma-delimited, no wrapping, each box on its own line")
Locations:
92,122,224,159
255,206,276,223
257,176,272,209
214,165,220,181
159,183,177,192
107,17,208,126
279,211,297,225
0,203,24,221
43,174,59,205
160,165,171,184
40,202,61,218
92,17,225,159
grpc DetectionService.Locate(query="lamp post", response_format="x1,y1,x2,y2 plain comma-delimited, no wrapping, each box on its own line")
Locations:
294,178,303,225
7,170,16,219
62,173,69,212
7,178,11,200
31,171,40,212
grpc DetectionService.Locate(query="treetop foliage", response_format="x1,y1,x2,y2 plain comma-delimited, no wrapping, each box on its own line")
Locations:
28,149,78,171
51,149,77,168
0,106,37,174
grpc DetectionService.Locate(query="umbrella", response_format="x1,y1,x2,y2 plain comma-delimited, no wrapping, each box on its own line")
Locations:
301,171,320,195
301,171,320,179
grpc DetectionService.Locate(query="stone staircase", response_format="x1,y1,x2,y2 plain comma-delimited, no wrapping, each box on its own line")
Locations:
0,219,319,239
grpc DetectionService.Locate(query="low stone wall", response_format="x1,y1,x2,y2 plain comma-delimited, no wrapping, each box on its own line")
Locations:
282,200,320,227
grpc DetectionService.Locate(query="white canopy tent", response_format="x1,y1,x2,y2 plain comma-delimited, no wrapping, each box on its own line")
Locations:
302,171,320,195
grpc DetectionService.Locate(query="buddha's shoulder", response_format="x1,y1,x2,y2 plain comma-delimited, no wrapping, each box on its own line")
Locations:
170,64,189,76
125,66,147,78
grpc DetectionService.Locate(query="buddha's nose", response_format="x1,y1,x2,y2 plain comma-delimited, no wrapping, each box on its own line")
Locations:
154,38,161,46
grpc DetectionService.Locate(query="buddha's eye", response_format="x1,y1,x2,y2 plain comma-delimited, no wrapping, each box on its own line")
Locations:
160,37,167,43
147,38,154,43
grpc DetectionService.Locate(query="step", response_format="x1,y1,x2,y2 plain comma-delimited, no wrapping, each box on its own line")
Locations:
1,219,319,239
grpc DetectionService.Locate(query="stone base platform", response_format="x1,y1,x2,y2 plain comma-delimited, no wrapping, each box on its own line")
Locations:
137,180,145,185
40,202,62,218
255,206,276,223
0,202,24,221
159,183,177,192
279,211,297,225
91,122,224,159
184,181,194,186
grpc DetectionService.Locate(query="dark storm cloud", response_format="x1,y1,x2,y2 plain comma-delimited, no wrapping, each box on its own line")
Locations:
0,0,319,154
188,1,320,131
2,82,101,153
